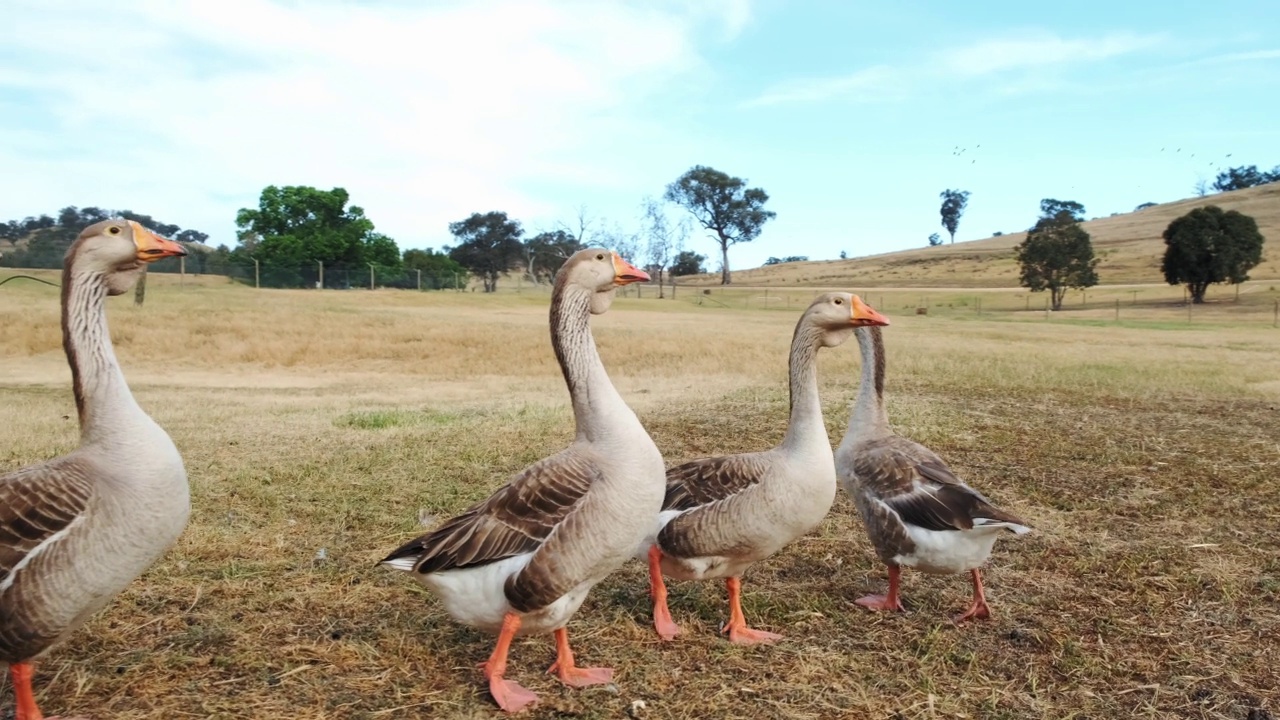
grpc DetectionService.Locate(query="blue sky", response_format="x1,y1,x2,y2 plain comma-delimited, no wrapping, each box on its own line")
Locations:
1,0,1277,270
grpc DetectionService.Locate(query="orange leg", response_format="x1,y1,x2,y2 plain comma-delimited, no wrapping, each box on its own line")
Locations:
722,576,782,645
954,569,992,623
856,564,905,612
647,546,681,641
546,628,614,687
11,661,45,720
480,613,539,713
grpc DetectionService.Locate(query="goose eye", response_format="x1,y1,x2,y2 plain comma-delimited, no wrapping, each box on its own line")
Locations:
596,253,605,261
833,298,843,305
108,226,121,235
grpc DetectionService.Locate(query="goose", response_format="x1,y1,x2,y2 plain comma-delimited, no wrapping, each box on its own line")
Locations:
641,293,890,644
835,325,1031,622
1,219,190,720
380,249,665,713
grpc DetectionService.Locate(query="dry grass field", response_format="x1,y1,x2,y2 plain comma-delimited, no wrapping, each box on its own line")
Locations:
2,272,1279,719
677,183,1280,288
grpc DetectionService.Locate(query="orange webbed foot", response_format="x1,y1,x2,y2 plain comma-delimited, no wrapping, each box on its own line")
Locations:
653,605,682,641
548,662,614,688
723,622,783,645
954,599,991,623
855,593,905,612
488,676,540,713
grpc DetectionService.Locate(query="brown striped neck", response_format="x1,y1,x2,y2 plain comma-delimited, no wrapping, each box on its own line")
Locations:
61,259,143,442
780,317,828,450
850,326,890,437
549,278,628,441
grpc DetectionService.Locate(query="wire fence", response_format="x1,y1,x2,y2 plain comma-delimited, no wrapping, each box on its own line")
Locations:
3,259,1276,327
674,282,1280,327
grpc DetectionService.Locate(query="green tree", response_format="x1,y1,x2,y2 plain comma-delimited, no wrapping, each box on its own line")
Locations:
664,165,775,285
402,247,467,289
939,189,970,244
522,230,582,284
1038,198,1085,222
233,186,400,288
1015,199,1099,310
670,250,706,276
1212,164,1280,192
1161,205,1265,304
447,211,524,292
0,206,206,271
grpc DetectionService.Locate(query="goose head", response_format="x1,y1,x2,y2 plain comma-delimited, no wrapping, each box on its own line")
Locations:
67,219,189,295
805,292,891,347
559,248,650,315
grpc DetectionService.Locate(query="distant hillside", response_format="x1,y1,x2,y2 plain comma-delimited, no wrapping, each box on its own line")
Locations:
680,184,1280,288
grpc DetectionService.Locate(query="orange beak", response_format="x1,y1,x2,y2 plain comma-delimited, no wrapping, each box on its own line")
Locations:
850,295,891,327
130,220,188,263
611,252,650,285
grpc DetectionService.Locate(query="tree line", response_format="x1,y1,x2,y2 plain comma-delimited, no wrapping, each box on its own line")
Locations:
4,157,1266,300
1,163,777,291
0,206,214,273
1012,198,1263,309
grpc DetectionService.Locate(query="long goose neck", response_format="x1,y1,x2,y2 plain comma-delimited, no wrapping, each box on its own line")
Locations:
780,320,826,451
850,326,891,438
550,281,628,442
61,263,145,444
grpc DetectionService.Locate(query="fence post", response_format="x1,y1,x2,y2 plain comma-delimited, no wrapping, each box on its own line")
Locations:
368,263,374,291
253,258,259,289
179,255,185,288
318,260,324,289
416,269,422,291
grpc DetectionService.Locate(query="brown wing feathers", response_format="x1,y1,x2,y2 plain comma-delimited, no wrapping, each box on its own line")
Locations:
0,462,93,590
661,455,766,512
856,440,1026,533
381,453,599,576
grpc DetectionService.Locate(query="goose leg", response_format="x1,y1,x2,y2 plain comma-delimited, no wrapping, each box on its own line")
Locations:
647,545,681,640
722,576,782,644
10,662,87,720
954,568,992,622
480,613,539,713
12,661,45,720
856,564,905,612
546,628,614,687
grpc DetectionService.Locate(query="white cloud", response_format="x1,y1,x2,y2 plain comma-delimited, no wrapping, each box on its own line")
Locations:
745,31,1164,108
742,65,896,108
941,32,1162,76
0,0,747,247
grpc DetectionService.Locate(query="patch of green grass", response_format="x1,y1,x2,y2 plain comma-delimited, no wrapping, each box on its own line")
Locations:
336,408,460,429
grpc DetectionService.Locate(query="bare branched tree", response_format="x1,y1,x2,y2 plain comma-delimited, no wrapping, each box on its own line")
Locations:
556,205,596,247
640,196,688,298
